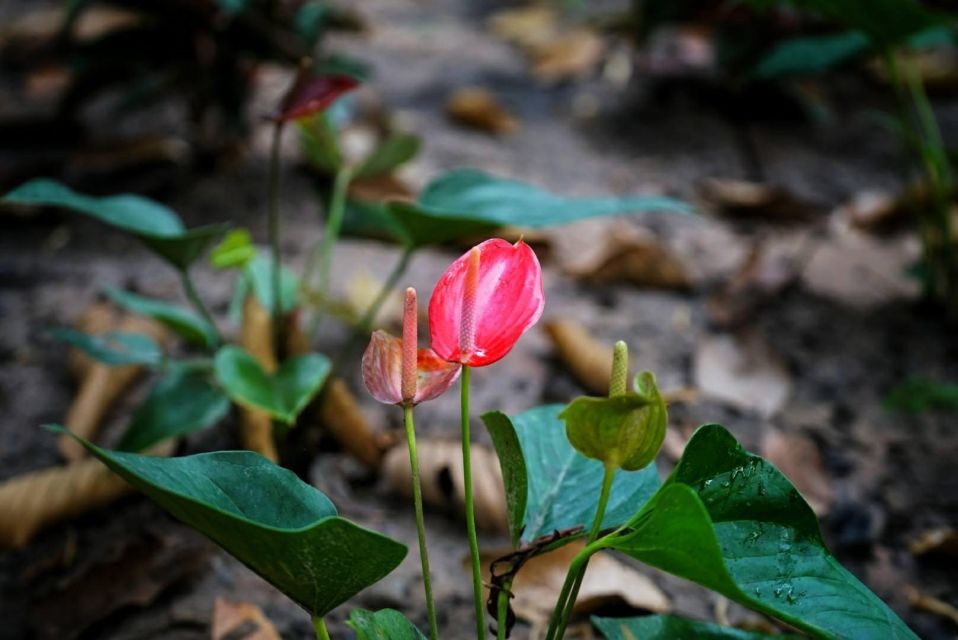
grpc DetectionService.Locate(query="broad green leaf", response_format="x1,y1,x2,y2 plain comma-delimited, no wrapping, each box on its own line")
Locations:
211,228,257,270
244,254,300,316
348,609,428,640
386,201,498,247
354,134,421,179
47,328,163,367
106,287,218,348
605,424,917,640
214,345,330,424
54,428,407,616
482,411,528,547
754,31,870,78
480,405,660,545
884,377,958,414
117,366,230,452
561,372,667,472
2,178,183,237
593,614,790,639
141,223,230,271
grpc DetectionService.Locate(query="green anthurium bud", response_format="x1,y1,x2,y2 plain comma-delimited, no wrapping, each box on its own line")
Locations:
560,370,667,471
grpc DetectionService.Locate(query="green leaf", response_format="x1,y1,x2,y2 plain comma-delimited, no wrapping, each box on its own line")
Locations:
244,254,300,316
141,223,230,271
480,405,660,545
299,114,343,174
117,365,230,452
605,424,917,640
354,134,422,179
47,328,163,367
884,377,958,414
593,614,791,639
561,372,667,472
214,345,330,424
106,287,218,348
754,31,870,78
53,428,407,616
2,178,183,236
211,228,257,270
482,411,528,547
347,609,428,640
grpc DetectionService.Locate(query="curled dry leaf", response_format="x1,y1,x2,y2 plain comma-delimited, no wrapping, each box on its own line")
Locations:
487,6,560,52
59,305,169,461
834,190,907,234
531,28,605,84
211,598,281,640
904,586,958,628
700,178,817,223
239,294,279,462
557,223,691,289
480,541,670,627
761,429,833,516
694,331,791,419
544,319,615,396
446,87,519,135
707,241,802,328
382,439,507,531
909,528,958,559
0,440,175,549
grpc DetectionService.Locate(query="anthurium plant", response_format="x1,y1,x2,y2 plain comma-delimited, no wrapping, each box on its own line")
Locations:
0,72,918,639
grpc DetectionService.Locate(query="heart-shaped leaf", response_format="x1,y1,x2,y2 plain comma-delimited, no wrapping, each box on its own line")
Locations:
2,179,227,270
53,427,407,616
106,287,218,348
348,609,428,640
211,229,257,270
482,405,660,546
117,365,230,452
47,328,163,367
604,424,917,640
593,614,793,639
353,134,422,179
214,345,330,424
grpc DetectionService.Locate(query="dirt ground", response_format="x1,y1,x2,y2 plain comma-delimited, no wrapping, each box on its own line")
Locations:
1,0,957,638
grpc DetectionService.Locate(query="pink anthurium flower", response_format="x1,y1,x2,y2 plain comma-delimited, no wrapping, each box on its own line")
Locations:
362,288,461,406
274,71,359,123
428,238,544,367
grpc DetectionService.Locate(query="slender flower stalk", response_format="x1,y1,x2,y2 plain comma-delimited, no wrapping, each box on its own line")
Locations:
266,121,285,354
178,268,222,347
312,616,330,640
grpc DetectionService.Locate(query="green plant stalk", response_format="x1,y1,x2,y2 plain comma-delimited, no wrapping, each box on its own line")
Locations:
404,405,440,640
178,268,222,348
545,465,615,640
315,167,353,297
267,121,285,353
496,576,513,640
461,365,486,640
312,615,331,640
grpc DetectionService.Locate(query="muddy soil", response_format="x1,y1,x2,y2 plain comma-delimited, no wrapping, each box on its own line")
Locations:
1,0,956,638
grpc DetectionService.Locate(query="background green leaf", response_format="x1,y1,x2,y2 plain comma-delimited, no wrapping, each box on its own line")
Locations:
211,229,258,270
754,31,870,78
354,133,422,179
347,609,428,640
593,614,792,639
481,405,660,545
53,429,407,617
606,424,917,640
884,377,958,414
47,328,163,367
213,346,330,424
482,411,528,547
140,223,230,270
117,365,230,451
106,287,218,348
245,253,300,316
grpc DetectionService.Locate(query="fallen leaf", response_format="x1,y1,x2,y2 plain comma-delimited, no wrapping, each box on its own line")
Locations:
700,178,818,223
909,528,958,559
640,25,717,77
544,319,615,396
0,6,139,45
694,331,791,418
761,429,833,516
318,379,384,470
531,28,605,84
382,439,506,531
238,294,278,462
446,87,520,135
905,586,958,628
211,598,281,640
707,241,802,327
487,6,560,52
345,271,404,329
480,540,670,627
348,173,415,203
835,190,905,233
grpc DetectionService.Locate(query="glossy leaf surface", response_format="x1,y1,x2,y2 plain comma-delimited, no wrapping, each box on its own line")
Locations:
48,328,163,367
593,614,790,639
481,405,660,545
348,609,428,640
606,424,917,640
55,428,407,616
214,346,330,424
106,288,218,348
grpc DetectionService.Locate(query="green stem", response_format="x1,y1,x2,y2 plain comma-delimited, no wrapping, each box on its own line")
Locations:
404,405,440,640
546,465,615,640
311,167,352,294
496,577,512,640
312,616,331,640
267,121,285,355
461,365,486,640
544,541,601,640
179,269,222,348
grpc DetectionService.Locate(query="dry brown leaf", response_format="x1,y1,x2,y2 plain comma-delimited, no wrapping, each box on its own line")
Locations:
345,271,404,329
544,319,614,396
59,307,169,461
383,439,506,531
239,294,278,462
0,440,175,549
0,6,139,45
532,29,605,84
446,87,519,135
318,379,383,470
487,6,560,51
905,586,958,628
211,598,280,640
694,331,791,418
560,224,691,289
761,429,833,516
909,528,958,558
480,541,670,627
348,173,415,203
700,178,817,223
707,242,802,327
